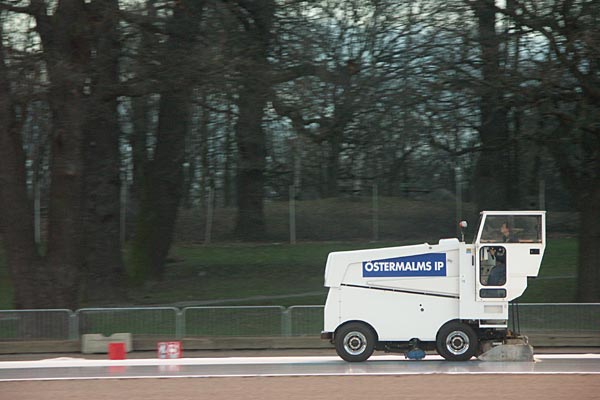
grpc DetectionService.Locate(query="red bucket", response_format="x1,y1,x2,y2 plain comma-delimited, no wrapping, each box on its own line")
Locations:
108,342,126,360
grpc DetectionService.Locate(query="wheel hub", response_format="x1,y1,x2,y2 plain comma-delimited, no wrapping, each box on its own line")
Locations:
344,331,367,355
446,330,470,355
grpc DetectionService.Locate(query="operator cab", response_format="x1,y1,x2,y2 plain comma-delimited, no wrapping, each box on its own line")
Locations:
473,211,545,301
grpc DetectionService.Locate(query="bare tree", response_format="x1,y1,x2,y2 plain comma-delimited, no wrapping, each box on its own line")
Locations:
272,1,446,197
225,0,275,239
470,0,513,210
81,0,126,302
496,0,600,301
129,0,207,281
0,0,97,308
0,11,47,308
1,0,131,307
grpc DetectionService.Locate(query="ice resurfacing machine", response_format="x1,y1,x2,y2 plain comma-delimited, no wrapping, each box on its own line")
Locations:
321,211,545,361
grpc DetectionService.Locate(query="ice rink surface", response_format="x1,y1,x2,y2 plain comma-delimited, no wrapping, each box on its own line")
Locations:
1,354,599,381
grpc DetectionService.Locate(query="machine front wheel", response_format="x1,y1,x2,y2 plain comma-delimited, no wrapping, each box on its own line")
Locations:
335,322,376,362
436,321,478,361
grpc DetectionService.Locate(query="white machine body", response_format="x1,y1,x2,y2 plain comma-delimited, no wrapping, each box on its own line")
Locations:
323,211,546,342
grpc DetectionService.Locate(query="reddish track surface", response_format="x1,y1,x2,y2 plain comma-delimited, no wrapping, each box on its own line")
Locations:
2,375,599,400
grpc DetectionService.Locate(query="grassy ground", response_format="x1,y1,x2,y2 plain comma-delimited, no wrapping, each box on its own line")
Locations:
0,238,579,309
125,238,578,307
124,241,401,308
0,249,12,309
518,238,578,303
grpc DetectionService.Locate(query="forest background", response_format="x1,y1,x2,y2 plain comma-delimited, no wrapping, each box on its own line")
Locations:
0,0,598,309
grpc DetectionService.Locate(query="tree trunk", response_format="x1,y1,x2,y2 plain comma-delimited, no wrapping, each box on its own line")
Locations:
222,96,237,208
129,0,201,282
129,91,191,283
33,1,91,309
81,0,127,303
43,86,87,308
234,85,268,239
198,102,210,205
233,0,274,240
130,96,150,210
0,26,47,308
323,135,341,198
2,0,127,309
129,1,156,211
223,118,234,208
472,0,511,211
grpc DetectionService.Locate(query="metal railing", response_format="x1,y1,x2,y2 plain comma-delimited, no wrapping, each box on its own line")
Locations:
285,306,324,336
0,304,597,341
183,306,285,337
0,309,72,341
77,307,180,337
509,303,600,332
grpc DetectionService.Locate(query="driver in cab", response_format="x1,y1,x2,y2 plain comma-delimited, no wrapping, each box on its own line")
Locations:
487,222,518,286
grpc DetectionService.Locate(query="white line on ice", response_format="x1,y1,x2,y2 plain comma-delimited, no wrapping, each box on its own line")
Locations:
0,354,599,370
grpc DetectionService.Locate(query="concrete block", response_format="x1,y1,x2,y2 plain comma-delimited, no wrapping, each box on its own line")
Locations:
81,333,133,354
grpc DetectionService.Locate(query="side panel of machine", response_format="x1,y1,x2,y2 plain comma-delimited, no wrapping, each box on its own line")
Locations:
329,286,459,341
324,240,463,341
323,287,341,333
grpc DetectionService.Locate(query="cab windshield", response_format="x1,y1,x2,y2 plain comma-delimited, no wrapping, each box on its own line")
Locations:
480,215,543,244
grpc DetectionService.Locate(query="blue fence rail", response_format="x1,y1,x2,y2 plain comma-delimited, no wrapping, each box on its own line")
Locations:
0,304,598,341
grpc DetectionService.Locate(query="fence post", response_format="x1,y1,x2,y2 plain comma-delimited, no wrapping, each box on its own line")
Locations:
69,310,79,340
282,308,292,337
289,185,296,245
176,308,184,339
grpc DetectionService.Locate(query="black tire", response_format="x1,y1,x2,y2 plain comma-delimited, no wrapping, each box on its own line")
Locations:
436,321,478,361
335,322,376,362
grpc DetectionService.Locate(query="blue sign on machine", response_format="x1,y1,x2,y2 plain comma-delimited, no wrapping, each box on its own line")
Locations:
362,253,447,277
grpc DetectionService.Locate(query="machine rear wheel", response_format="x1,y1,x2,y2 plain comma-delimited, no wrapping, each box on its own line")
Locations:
436,322,478,361
335,322,376,362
